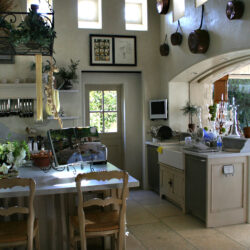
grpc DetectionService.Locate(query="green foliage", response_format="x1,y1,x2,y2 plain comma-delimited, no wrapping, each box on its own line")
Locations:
2,6,56,49
56,59,80,80
208,104,217,121
30,60,51,73
89,90,118,133
181,102,198,124
228,79,250,128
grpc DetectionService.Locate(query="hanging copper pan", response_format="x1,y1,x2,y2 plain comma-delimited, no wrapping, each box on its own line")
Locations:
171,20,183,46
188,5,210,54
226,0,244,20
156,0,170,15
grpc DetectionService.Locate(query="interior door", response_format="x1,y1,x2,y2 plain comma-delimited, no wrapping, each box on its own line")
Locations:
85,84,123,169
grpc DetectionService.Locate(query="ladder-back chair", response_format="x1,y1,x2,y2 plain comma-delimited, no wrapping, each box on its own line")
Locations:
0,178,40,250
69,170,128,250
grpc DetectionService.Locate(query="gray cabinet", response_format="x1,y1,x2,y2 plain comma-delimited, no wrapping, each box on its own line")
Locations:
147,145,159,193
185,155,206,221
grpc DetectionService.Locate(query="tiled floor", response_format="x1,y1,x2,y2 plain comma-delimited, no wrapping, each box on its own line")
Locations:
89,189,250,250
125,190,250,250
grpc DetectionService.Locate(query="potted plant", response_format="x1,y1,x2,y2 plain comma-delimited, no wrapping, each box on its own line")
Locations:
3,4,56,50
55,59,80,90
181,102,198,132
0,140,30,176
243,112,250,138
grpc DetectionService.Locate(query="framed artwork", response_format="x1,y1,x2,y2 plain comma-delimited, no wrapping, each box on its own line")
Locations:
173,0,185,22
90,35,113,65
195,0,208,8
114,36,137,66
89,34,137,66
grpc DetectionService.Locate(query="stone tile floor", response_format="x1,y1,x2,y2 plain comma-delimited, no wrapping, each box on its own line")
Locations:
89,190,250,250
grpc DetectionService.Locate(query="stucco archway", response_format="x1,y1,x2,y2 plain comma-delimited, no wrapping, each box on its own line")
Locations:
167,49,250,132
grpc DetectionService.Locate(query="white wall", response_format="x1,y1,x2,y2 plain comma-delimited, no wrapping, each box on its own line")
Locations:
159,0,250,131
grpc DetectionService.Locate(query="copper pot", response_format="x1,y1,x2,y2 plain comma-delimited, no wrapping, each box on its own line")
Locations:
171,20,182,46
226,0,244,20
160,34,169,56
188,5,210,54
188,29,210,54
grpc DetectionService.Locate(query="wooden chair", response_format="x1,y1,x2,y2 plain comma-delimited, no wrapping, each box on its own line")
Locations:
0,178,40,250
69,170,128,250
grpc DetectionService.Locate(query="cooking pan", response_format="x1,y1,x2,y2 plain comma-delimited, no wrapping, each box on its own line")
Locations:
226,0,244,20
160,34,169,56
171,20,183,46
188,5,210,54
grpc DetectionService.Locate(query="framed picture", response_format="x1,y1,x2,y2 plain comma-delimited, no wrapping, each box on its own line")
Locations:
89,34,137,66
114,36,137,66
90,35,113,65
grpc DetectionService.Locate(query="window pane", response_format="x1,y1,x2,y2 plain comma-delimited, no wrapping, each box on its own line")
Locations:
27,0,53,12
104,112,117,132
125,3,142,24
104,91,117,111
228,79,250,129
90,112,103,133
89,91,102,111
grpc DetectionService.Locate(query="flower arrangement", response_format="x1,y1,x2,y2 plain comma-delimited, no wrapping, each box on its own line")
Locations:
0,141,30,176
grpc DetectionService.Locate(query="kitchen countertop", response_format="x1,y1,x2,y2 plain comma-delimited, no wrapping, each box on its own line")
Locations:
0,162,139,198
145,140,181,147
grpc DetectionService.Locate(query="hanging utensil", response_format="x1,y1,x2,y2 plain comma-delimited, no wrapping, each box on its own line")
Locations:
156,0,170,14
160,34,170,56
171,20,183,46
226,0,244,20
188,5,210,54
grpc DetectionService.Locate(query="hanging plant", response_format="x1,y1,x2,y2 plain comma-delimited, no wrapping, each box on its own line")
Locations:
4,4,56,49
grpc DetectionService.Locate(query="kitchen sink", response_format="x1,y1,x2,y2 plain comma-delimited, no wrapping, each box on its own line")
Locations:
158,145,184,170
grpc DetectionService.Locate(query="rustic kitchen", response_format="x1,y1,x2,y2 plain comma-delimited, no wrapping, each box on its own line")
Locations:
0,0,250,249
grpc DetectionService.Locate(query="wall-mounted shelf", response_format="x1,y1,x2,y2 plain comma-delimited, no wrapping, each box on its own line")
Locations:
59,89,79,93
47,116,79,120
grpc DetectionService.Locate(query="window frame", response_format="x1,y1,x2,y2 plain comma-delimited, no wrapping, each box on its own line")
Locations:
85,85,122,134
125,0,148,31
78,0,102,29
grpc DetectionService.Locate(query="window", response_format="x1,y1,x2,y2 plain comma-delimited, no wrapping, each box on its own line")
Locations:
78,0,102,29
228,79,250,129
125,0,148,31
88,89,118,133
27,0,53,13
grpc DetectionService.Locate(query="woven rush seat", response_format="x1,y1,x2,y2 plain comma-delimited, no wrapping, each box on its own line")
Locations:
0,219,39,244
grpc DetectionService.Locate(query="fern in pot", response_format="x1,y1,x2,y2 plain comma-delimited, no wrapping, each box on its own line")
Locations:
181,102,198,132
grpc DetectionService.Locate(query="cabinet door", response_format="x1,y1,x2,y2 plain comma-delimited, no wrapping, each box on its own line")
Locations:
173,169,185,206
147,145,159,193
160,164,173,198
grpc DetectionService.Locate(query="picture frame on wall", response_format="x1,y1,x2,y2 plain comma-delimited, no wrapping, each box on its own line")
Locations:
90,35,113,65
89,34,137,66
114,36,136,66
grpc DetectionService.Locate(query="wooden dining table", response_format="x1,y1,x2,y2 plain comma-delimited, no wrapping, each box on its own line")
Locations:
0,162,139,250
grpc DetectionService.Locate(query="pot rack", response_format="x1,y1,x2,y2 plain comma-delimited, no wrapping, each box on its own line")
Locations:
0,11,54,56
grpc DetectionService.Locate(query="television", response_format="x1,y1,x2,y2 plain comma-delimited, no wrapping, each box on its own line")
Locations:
149,99,168,120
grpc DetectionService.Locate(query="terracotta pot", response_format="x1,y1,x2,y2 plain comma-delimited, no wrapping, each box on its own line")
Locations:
188,123,196,132
243,127,250,138
226,0,244,20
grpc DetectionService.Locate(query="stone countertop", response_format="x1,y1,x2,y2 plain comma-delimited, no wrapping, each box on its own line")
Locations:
183,149,250,159
145,140,181,147
0,162,139,198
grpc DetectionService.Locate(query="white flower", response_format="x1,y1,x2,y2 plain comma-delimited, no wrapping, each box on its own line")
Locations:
7,143,15,152
0,163,10,174
7,152,14,164
14,148,26,167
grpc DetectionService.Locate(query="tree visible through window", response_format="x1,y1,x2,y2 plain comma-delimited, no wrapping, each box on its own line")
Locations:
89,90,118,133
228,79,250,129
